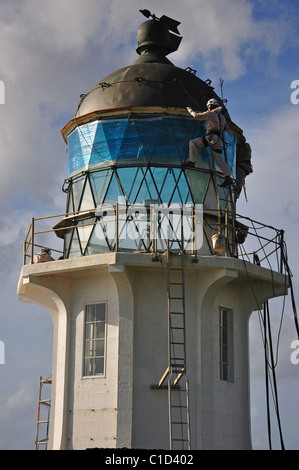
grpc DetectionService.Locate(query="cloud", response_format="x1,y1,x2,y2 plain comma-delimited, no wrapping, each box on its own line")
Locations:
0,380,36,449
0,0,298,450
168,0,293,80
0,0,294,215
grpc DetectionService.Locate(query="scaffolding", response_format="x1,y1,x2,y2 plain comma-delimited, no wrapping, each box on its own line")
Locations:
35,376,52,450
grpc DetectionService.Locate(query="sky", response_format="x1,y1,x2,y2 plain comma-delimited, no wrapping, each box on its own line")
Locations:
0,0,298,450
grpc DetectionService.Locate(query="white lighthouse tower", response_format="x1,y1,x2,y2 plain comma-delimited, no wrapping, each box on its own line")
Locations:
18,12,288,450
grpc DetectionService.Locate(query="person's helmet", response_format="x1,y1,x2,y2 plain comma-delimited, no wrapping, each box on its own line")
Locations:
42,247,51,255
207,98,220,108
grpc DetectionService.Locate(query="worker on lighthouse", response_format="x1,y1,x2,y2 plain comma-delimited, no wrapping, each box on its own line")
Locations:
185,99,234,188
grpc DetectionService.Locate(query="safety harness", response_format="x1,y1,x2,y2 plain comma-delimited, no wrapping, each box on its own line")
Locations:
202,112,224,153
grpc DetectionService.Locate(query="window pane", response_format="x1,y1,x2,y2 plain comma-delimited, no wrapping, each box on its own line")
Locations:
85,323,94,340
85,339,94,357
95,303,106,322
95,358,104,375
95,322,105,339
84,358,94,376
86,304,96,322
94,339,104,357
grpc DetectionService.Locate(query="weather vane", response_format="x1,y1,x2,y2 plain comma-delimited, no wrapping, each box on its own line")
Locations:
139,9,181,36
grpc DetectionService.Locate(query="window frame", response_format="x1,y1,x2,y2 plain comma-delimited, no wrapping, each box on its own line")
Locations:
82,301,107,378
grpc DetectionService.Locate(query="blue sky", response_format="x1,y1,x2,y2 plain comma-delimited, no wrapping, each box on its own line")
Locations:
0,0,299,450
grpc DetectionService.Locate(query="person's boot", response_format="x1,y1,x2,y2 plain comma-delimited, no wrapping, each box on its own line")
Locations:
220,176,234,187
184,161,195,168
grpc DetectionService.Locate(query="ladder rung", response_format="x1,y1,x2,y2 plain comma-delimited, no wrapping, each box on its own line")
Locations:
37,420,50,424
170,326,184,330
169,297,183,300
170,341,184,345
172,438,189,442
171,422,189,425
170,282,183,286
170,311,184,315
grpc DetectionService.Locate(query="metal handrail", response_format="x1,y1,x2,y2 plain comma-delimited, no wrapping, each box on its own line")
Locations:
22,204,284,273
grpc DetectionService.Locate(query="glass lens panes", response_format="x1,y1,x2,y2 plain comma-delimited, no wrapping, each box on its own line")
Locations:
104,172,124,204
186,171,210,205
77,217,95,254
89,170,112,206
101,120,128,160
133,168,160,204
68,229,82,258
79,178,95,212
117,167,144,204
84,303,106,376
72,176,85,211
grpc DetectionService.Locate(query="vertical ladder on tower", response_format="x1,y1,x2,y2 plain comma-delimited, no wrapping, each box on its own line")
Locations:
157,229,191,450
35,376,52,450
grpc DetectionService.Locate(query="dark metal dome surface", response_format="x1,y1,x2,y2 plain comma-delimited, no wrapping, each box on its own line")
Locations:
75,17,228,119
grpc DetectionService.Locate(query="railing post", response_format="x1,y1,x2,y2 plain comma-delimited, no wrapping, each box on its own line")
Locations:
23,239,27,265
31,218,35,264
280,230,284,273
115,203,119,252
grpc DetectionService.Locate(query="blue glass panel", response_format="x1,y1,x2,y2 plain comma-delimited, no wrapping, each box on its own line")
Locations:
152,118,180,159
119,120,146,160
134,118,162,161
223,131,236,177
68,122,98,173
68,128,83,174
168,119,198,162
67,116,236,178
90,122,110,164
94,120,127,161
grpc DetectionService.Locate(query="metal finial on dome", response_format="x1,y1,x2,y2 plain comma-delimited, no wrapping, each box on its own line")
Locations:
137,10,182,57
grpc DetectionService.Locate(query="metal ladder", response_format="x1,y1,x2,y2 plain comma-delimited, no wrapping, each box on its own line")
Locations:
157,232,191,450
35,376,52,450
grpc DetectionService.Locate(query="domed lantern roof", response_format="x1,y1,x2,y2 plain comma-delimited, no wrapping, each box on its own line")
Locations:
72,11,229,121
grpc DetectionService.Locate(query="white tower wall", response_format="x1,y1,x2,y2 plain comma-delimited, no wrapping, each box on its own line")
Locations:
18,252,287,450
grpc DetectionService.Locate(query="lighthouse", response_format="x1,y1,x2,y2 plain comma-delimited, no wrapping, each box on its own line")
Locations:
18,11,288,450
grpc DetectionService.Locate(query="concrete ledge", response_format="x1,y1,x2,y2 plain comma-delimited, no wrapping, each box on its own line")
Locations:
19,252,287,286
